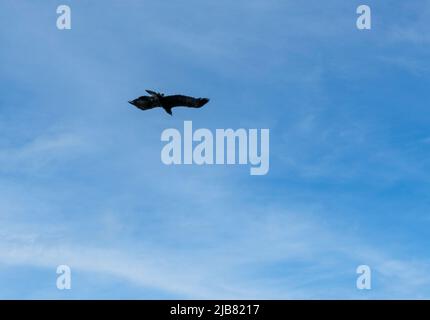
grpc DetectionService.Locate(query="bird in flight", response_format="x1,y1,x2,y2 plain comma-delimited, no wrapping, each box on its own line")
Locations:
128,90,210,115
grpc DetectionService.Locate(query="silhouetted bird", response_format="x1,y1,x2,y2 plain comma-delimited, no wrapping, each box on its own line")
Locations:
129,90,209,115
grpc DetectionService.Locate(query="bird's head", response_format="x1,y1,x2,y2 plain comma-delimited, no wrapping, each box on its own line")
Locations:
128,96,157,110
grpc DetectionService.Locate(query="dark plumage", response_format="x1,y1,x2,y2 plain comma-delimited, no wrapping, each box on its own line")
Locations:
128,90,210,115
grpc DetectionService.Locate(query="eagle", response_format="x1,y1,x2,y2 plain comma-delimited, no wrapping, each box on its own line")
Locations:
128,90,210,115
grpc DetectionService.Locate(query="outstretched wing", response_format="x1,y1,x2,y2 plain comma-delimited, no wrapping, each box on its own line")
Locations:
146,90,164,98
163,95,210,108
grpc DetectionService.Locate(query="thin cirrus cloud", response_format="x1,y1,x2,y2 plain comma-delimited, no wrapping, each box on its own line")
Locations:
0,0,430,299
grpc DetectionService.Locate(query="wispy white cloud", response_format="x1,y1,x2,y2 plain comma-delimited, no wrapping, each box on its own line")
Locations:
1,173,430,299
1,0,430,299
0,131,85,172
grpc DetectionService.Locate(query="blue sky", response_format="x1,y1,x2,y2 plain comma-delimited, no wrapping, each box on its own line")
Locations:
0,0,430,299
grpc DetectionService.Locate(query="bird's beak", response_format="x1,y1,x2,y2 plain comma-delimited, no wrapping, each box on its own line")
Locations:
128,100,133,104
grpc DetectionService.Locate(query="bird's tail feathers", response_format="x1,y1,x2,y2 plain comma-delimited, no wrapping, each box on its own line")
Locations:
196,98,209,108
